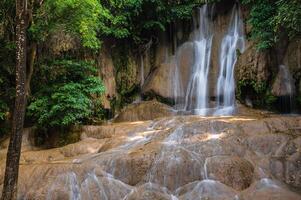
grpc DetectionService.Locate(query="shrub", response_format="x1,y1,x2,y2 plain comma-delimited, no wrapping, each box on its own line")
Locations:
27,60,105,129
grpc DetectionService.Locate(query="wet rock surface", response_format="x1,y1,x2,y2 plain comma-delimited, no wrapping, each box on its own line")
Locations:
0,114,301,199
205,156,254,190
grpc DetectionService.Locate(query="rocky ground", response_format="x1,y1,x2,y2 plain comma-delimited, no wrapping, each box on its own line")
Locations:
0,103,301,200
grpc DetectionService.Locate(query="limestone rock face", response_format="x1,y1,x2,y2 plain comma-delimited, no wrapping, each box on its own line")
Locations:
114,100,175,122
284,38,301,82
98,45,117,109
272,65,295,97
143,42,194,100
235,42,271,84
0,128,36,152
205,156,254,190
143,62,174,99
1,114,301,199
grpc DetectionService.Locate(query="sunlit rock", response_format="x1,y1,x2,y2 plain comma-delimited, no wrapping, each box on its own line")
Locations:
205,156,254,190
114,100,175,122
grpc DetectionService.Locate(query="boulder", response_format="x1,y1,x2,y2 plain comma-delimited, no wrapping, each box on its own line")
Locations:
235,42,271,84
95,143,160,186
114,101,175,122
270,136,301,189
240,178,301,200
124,183,174,200
178,180,238,200
144,145,204,191
205,156,254,190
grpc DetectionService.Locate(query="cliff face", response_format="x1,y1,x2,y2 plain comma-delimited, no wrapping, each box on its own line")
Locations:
98,1,300,114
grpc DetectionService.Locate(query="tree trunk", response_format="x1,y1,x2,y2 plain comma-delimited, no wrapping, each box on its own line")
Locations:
1,0,27,199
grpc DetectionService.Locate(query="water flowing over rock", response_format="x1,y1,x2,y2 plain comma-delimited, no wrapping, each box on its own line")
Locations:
272,65,296,112
144,3,247,116
1,113,301,199
215,5,245,115
1,2,301,200
183,5,213,115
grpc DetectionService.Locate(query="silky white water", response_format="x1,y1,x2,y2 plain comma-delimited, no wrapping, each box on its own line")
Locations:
215,5,245,116
171,54,185,108
172,4,245,116
276,64,295,113
184,5,213,115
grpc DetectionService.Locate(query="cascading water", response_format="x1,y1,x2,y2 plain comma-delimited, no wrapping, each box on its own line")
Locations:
140,54,145,87
184,5,213,115
275,64,295,113
215,5,245,116
171,54,185,109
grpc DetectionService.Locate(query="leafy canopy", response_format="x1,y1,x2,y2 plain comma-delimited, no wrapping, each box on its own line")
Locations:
242,0,301,49
30,0,102,49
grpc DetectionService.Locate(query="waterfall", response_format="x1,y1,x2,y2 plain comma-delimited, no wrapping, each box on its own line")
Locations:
276,64,295,113
140,54,145,87
184,5,213,115
170,4,245,116
215,5,245,116
172,54,184,108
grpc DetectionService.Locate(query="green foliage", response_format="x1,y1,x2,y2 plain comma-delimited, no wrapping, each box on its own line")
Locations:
111,44,140,111
0,0,15,30
96,0,215,44
0,0,16,136
242,0,301,49
30,0,102,49
27,60,105,128
273,0,301,39
264,91,277,107
0,34,15,129
0,100,9,138
0,101,8,121
237,79,277,109
237,79,266,98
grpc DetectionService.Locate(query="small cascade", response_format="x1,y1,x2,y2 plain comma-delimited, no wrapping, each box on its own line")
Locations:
133,54,145,103
140,54,145,87
184,5,213,115
215,5,245,115
277,65,295,113
171,54,185,108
